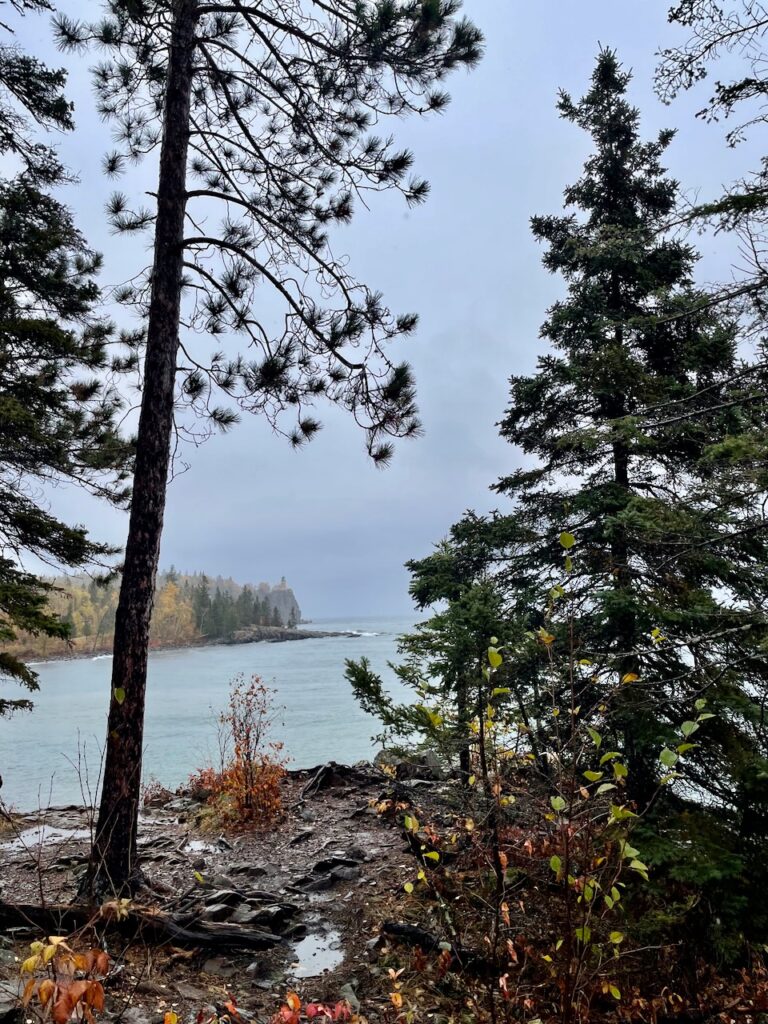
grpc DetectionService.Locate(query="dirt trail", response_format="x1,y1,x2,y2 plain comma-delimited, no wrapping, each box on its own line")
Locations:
0,763,436,1022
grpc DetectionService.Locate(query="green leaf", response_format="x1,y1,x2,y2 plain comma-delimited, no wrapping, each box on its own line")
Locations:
559,531,576,549
600,751,620,764
610,804,637,821
612,761,628,779
681,720,699,737
574,926,591,944
659,747,678,768
549,854,562,875
596,783,617,795
583,770,603,782
676,742,697,754
587,727,602,748
424,851,440,862
488,647,503,669
564,555,573,573
609,931,624,944
492,687,510,698
114,687,126,705
609,985,621,1001
550,795,567,813
403,814,418,833
697,712,715,721
694,698,707,711
404,881,414,894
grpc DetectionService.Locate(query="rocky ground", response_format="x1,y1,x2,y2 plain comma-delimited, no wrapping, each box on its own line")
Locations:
0,762,451,1024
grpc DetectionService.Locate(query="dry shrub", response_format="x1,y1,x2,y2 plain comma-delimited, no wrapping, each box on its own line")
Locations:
190,673,287,827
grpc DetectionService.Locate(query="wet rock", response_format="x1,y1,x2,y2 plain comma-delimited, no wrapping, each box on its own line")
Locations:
165,798,195,812
229,905,260,926
289,830,314,846
117,1008,152,1024
0,993,20,1023
299,873,334,893
312,856,361,874
374,749,444,781
330,865,360,883
175,982,206,1001
203,957,237,979
135,979,169,996
227,861,267,878
204,889,243,906
201,902,233,922
338,984,360,1014
345,845,368,862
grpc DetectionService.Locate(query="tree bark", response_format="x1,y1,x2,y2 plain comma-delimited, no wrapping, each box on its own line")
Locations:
85,0,198,897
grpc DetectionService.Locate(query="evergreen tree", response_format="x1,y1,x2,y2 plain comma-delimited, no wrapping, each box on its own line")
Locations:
57,0,481,894
191,573,211,633
354,51,768,949
478,51,768,822
0,2,132,713
235,585,254,628
270,606,283,628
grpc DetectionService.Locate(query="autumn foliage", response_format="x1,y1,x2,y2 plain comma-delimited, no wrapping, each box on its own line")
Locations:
190,674,287,827
20,938,108,1024
272,992,353,1023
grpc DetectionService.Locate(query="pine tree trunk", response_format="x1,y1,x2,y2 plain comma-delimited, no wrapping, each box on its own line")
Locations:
85,0,198,897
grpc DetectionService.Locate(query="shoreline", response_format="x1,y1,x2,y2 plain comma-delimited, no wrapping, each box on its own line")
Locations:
24,626,361,668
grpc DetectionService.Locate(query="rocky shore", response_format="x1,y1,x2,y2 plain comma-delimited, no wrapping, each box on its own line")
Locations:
227,626,359,644
0,760,453,1024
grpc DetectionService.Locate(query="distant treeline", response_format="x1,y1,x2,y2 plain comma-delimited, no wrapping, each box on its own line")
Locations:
9,569,297,660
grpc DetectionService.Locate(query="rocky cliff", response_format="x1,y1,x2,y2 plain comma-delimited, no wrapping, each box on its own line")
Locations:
256,577,302,626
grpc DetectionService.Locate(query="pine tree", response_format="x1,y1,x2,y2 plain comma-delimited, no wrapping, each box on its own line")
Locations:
57,0,482,894
0,2,132,713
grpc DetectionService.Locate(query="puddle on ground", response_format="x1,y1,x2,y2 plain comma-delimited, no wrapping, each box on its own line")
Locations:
0,824,91,852
289,929,344,978
184,839,217,854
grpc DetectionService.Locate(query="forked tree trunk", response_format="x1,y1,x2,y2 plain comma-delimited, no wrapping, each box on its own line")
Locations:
85,0,198,897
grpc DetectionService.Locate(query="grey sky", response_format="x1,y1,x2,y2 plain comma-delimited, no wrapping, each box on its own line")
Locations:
14,1,761,617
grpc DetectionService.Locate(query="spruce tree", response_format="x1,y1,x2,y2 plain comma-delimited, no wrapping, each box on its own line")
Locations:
356,51,768,948
480,51,768,823
0,2,132,712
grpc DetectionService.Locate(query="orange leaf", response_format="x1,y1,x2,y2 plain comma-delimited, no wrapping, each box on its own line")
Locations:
38,979,56,1008
21,978,36,1007
286,993,301,1013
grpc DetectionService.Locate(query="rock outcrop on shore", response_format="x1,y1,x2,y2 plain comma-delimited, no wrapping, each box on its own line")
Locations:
227,625,355,644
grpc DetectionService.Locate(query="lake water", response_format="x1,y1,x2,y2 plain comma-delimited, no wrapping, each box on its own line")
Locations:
0,615,415,811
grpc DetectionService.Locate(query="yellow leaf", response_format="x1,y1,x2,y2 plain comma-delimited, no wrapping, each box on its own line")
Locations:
465,818,475,832
404,882,414,894
20,955,40,975
42,945,57,965
164,1013,179,1024
621,672,639,684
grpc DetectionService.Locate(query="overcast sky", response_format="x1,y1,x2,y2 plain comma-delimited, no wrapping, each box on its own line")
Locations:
13,1,761,617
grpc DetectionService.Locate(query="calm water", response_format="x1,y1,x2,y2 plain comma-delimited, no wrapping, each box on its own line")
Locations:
0,616,414,811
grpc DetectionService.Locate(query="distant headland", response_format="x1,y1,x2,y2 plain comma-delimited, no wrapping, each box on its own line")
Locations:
5,570,344,663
